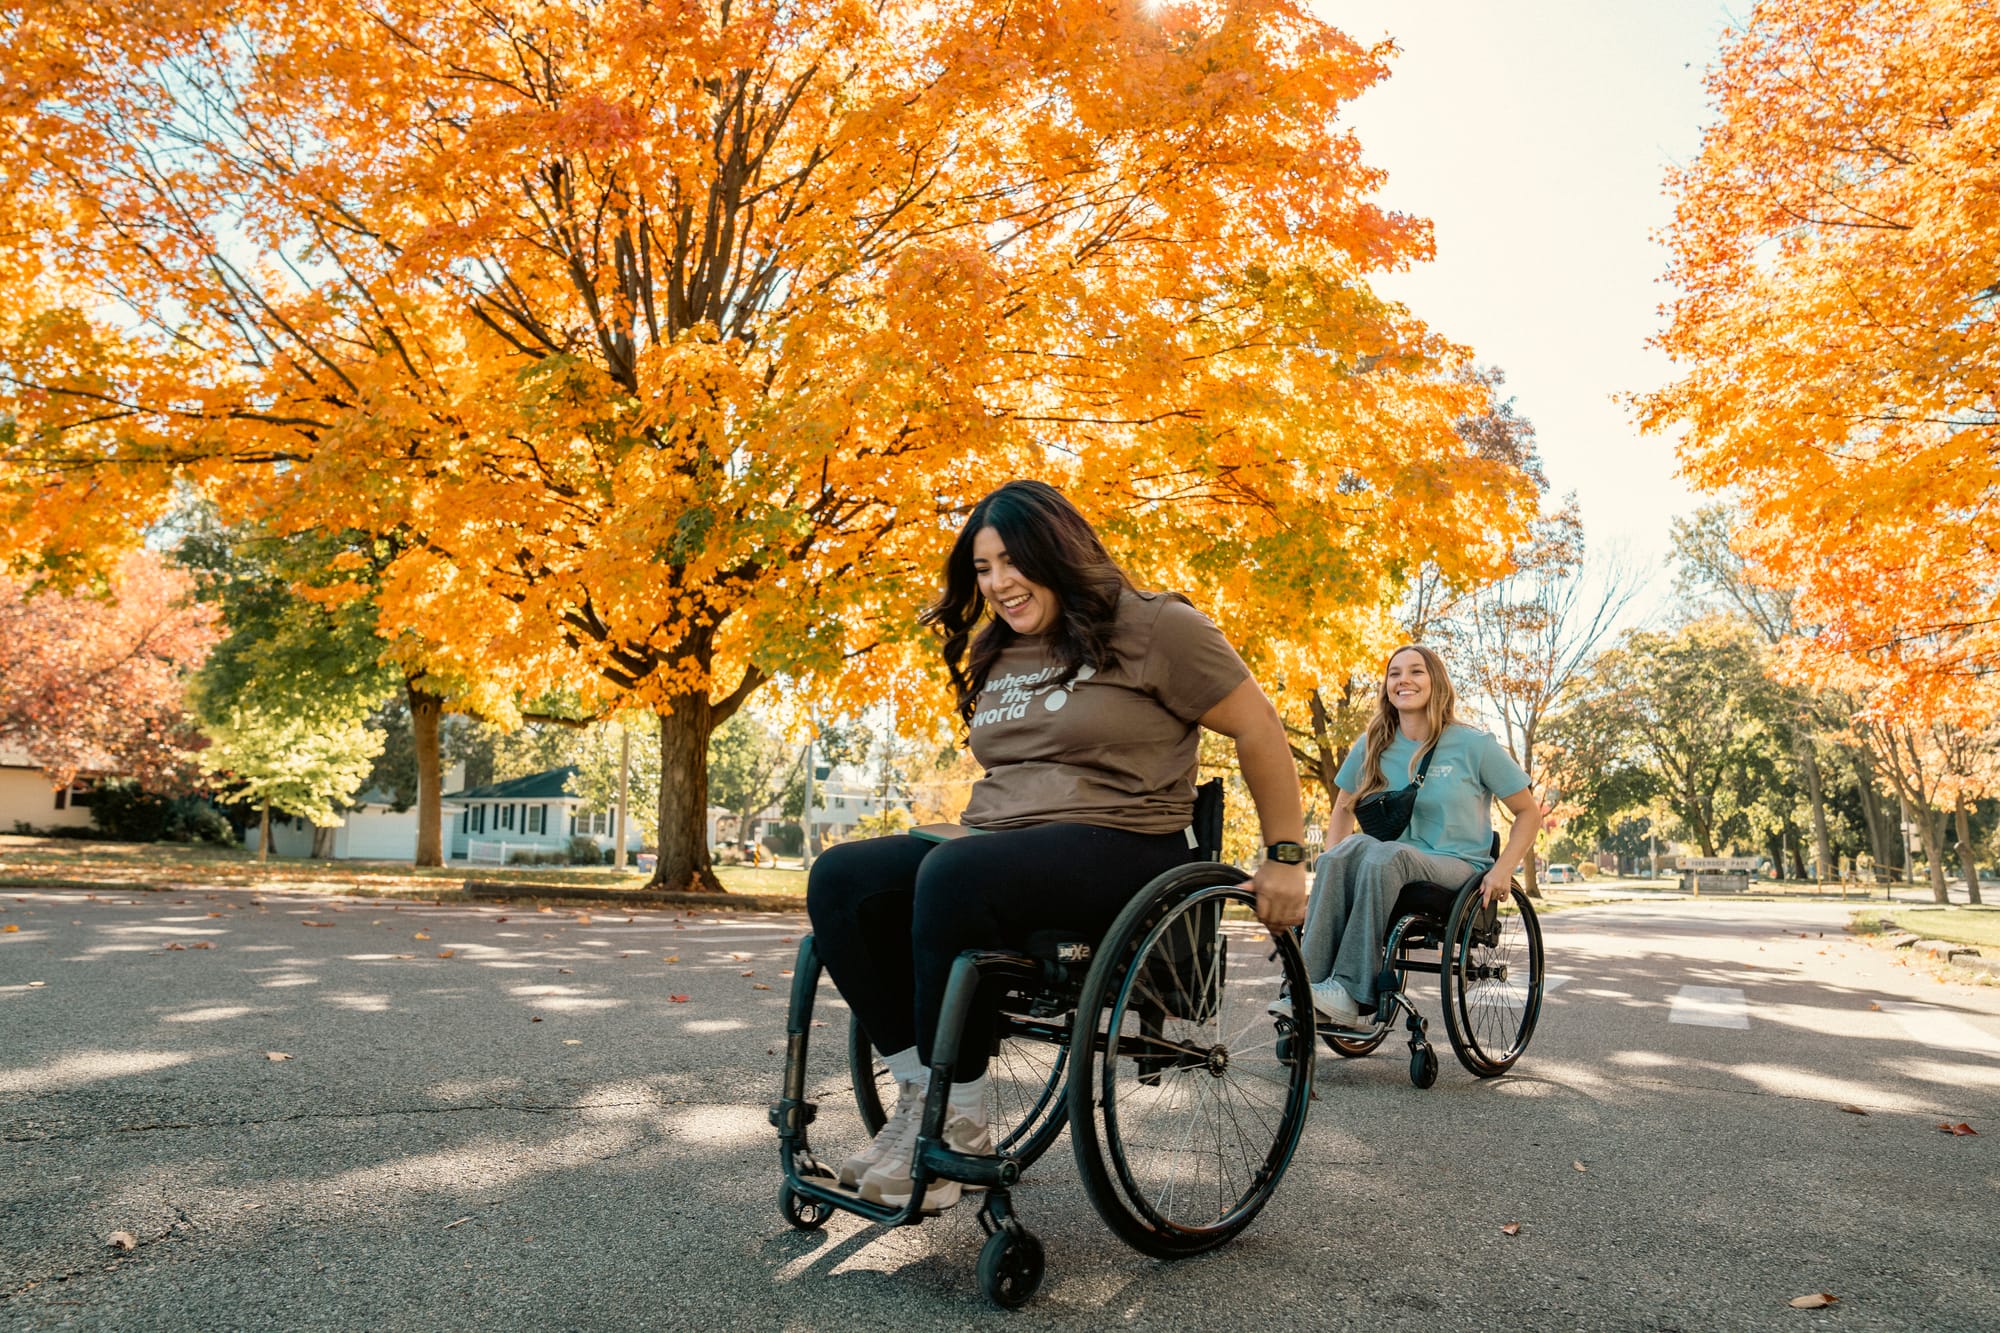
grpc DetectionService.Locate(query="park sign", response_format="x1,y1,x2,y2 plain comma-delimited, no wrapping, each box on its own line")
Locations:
1678,857,1760,872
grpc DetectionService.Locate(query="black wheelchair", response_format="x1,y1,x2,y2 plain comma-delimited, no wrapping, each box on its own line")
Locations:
770,783,1316,1308
1313,835,1547,1088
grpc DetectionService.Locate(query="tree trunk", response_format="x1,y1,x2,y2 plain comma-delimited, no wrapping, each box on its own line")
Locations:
1954,795,1983,905
1796,737,1832,881
258,800,270,863
311,823,335,858
408,681,445,867
1852,750,1890,872
654,694,725,893
1916,810,1950,904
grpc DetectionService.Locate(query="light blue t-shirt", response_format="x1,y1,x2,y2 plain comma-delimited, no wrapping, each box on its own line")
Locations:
1334,723,1531,869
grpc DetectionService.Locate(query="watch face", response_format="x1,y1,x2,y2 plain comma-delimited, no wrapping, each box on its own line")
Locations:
1268,842,1306,864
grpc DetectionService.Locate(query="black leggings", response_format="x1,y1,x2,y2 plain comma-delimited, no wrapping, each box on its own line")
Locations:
805,823,1195,1082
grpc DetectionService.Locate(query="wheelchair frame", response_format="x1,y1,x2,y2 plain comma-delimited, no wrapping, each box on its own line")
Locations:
771,842,1316,1308
1316,866,1546,1088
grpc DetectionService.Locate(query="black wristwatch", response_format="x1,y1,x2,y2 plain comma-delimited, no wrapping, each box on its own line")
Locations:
1265,841,1307,865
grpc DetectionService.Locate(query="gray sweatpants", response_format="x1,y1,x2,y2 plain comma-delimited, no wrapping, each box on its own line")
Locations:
1300,835,1481,1006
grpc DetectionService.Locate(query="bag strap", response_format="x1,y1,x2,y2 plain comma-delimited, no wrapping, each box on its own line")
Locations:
1411,743,1437,787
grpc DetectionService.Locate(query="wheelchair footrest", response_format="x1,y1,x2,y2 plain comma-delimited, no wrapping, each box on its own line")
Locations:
919,1141,1020,1190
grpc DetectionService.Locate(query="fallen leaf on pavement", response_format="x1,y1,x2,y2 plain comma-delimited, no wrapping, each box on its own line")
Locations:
575,914,592,925
740,969,755,977
192,941,214,950
1500,1222,1521,1235
1789,1293,1838,1309
530,1016,542,1023
495,916,509,924
563,1039,581,1045
1938,1121,1978,1136
436,950,456,959
558,967,573,974
443,1216,472,1230
27,981,45,988
752,983,771,991
107,1231,137,1250
662,955,679,963
206,912,224,918
730,952,752,962
302,920,334,927
265,1052,292,1061
163,942,186,951
781,936,795,944
670,994,690,1003
537,906,554,914
413,932,430,940
1,925,16,933
1572,1161,1587,1173
1869,1002,1882,1010
1836,1105,1869,1116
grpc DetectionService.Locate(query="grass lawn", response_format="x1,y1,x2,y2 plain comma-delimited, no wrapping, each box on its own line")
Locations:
0,835,806,899
1851,906,2000,950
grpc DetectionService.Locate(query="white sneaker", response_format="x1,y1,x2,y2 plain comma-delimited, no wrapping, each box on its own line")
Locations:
841,1081,921,1188
859,1112,995,1213
1309,978,1364,1024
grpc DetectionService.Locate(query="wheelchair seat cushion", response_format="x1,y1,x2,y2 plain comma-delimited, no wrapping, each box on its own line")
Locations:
1390,880,1458,925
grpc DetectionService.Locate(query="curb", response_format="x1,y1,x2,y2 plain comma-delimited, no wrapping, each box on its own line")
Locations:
460,879,805,913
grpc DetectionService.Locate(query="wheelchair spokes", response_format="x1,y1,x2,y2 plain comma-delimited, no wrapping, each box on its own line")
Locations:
1441,884,1545,1076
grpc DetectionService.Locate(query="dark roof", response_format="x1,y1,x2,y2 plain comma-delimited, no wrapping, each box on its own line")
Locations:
444,765,580,802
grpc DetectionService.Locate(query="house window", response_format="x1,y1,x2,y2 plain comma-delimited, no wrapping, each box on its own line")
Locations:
833,796,846,810
500,804,514,831
53,787,66,810
528,804,545,835
459,811,468,834
473,806,486,834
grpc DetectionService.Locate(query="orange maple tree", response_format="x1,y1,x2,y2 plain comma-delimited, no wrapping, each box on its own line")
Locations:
1646,0,2000,693
0,1,1532,888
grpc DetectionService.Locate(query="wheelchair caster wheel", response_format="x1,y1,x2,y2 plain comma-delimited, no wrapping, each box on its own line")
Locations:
780,1182,833,1231
978,1227,1046,1308
1410,1045,1439,1089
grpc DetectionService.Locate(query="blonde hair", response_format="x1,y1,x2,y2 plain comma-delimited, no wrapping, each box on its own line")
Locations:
1355,644,1461,799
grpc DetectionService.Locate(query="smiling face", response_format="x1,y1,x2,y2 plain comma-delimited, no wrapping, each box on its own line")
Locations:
1384,648,1434,716
972,525,1059,636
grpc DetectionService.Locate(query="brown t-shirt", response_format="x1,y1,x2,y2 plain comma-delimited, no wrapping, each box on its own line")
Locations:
959,590,1251,835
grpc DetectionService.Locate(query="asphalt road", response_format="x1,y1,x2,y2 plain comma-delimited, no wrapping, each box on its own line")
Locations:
3,888,1996,1332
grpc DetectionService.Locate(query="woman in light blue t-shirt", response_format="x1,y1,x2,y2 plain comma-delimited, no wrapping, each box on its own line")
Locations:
1293,645,1541,1027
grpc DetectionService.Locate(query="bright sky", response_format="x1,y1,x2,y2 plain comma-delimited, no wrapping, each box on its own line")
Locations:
1310,1,1737,584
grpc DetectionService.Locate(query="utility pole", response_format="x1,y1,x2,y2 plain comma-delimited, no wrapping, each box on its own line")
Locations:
614,724,630,872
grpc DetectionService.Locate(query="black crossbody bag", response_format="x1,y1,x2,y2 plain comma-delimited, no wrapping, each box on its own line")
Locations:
1352,745,1435,841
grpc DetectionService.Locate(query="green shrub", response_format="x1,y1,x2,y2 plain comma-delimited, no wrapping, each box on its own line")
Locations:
764,822,804,857
89,781,173,842
567,835,602,865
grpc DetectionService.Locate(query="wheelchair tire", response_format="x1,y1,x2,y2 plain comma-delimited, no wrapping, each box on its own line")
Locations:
1439,883,1545,1077
977,1227,1046,1309
848,1008,1070,1169
779,1181,834,1231
1069,862,1315,1259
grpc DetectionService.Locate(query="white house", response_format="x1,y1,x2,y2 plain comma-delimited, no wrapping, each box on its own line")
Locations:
0,743,93,833
267,786,465,861
808,764,915,846
444,765,642,862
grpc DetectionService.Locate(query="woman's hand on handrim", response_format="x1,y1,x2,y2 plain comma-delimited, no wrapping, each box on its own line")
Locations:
1478,866,1512,905
1249,861,1308,933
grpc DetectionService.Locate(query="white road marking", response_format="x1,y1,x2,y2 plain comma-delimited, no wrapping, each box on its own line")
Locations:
1543,973,1573,994
1670,985,1749,1029
1877,1001,2000,1056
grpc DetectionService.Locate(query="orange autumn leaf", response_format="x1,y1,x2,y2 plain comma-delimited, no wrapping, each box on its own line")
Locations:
669,994,691,1004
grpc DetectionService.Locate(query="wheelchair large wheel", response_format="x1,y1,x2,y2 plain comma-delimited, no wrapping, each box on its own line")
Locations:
1069,863,1315,1258
1439,884,1544,1077
849,1009,1070,1169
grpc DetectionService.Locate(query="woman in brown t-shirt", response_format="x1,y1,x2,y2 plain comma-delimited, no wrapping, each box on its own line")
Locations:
806,480,1308,1213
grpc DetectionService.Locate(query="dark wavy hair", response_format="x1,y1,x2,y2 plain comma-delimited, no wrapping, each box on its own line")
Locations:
922,480,1134,724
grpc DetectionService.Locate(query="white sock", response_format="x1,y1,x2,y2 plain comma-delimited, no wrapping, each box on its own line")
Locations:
883,1046,928,1090
947,1073,989,1124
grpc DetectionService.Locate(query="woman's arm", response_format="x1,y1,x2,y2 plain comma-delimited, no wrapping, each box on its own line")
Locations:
1326,787,1356,847
1198,678,1308,931
1481,787,1544,904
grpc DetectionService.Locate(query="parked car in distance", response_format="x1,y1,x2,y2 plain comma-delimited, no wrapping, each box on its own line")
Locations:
1545,863,1578,884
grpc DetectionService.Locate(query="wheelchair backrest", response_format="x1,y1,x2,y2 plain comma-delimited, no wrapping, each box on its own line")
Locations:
1192,778,1225,862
